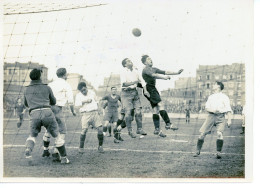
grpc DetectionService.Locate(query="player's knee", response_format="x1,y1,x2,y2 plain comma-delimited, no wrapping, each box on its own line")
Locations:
26,136,36,143
54,134,65,147
60,133,66,140
81,128,88,135
198,133,206,140
217,131,223,139
43,132,51,142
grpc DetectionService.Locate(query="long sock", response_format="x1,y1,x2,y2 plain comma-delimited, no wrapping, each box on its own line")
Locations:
197,139,204,151
103,126,108,133
117,119,123,126
79,134,86,148
135,113,142,129
97,133,104,146
108,125,111,134
216,139,224,152
121,120,126,129
43,141,50,149
153,114,160,129
159,110,170,124
56,145,67,157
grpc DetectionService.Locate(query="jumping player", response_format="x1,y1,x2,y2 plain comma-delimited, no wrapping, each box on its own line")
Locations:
193,81,232,159
24,69,69,164
75,82,104,153
14,98,26,128
120,58,148,138
141,55,183,137
42,68,76,161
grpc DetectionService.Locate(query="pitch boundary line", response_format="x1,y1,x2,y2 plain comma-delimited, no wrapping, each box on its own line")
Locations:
3,131,245,138
3,144,245,156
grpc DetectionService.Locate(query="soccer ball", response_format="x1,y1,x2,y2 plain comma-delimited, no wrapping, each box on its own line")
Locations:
132,28,141,37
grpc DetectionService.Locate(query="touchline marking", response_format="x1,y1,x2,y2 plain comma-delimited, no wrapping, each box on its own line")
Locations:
3,131,245,138
3,144,245,156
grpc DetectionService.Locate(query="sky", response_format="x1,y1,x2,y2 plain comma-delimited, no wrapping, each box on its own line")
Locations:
2,0,253,91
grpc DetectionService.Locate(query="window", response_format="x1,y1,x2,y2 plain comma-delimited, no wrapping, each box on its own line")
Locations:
207,83,210,89
207,75,210,80
9,69,12,74
199,92,202,97
230,75,233,80
198,75,202,80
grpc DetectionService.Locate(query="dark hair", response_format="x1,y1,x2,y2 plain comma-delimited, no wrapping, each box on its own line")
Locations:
216,81,224,90
56,68,67,78
141,55,149,64
122,58,128,67
77,82,87,91
111,87,116,90
29,69,42,80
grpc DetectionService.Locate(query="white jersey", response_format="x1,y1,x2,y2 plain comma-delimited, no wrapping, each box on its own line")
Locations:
75,90,98,113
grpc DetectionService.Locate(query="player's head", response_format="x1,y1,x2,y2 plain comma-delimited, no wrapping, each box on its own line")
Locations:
122,58,133,68
29,68,42,80
77,82,87,95
141,55,153,66
17,98,22,103
111,87,117,95
213,81,224,91
56,68,67,79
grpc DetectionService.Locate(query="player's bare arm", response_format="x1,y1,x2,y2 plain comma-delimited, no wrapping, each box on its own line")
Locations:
165,69,184,75
122,80,139,87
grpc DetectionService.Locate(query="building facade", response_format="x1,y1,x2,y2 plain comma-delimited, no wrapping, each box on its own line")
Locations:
196,63,245,108
3,62,48,110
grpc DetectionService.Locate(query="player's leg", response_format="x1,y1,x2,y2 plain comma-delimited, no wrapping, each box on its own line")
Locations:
93,112,104,153
103,120,110,136
25,110,41,163
17,113,23,128
114,112,126,141
133,92,147,135
193,114,215,157
121,91,136,138
152,106,166,137
215,114,226,159
44,109,69,164
79,113,89,153
158,102,178,131
42,130,51,157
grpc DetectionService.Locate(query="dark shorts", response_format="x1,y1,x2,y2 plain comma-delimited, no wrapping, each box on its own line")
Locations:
18,113,24,121
104,110,119,123
146,85,161,108
29,108,59,138
51,105,66,134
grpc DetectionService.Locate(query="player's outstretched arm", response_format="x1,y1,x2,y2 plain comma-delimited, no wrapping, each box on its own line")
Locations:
165,69,184,75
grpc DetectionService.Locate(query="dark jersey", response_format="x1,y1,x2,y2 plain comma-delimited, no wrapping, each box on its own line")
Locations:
15,103,26,113
142,67,165,86
102,94,121,111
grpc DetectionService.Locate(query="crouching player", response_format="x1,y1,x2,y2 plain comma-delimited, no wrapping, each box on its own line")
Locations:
75,82,104,153
24,69,69,164
193,81,232,159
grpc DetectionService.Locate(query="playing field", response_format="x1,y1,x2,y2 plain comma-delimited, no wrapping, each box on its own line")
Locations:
3,115,245,179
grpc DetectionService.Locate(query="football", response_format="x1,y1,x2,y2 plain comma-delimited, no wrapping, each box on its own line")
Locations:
132,28,141,37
